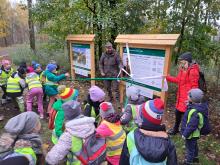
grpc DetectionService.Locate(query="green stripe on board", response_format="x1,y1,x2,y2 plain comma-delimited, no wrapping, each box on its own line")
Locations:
72,43,90,49
73,65,91,71
124,79,162,92
123,47,165,57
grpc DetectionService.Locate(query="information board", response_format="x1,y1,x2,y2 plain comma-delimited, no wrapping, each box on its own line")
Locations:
123,47,165,98
72,43,91,77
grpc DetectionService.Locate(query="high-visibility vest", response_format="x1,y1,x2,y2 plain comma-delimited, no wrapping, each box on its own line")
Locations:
123,104,140,132
0,68,14,85
6,76,22,93
84,103,101,124
187,109,204,139
127,130,167,165
45,76,58,86
26,74,42,90
51,129,59,145
102,120,126,157
14,147,37,165
39,71,46,84
66,136,82,165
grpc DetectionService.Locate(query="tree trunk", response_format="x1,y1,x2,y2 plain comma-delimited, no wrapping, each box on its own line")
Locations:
109,0,117,47
27,0,36,52
175,0,190,64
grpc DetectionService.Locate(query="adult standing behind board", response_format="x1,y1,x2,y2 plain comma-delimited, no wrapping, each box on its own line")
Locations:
166,52,200,135
99,42,123,109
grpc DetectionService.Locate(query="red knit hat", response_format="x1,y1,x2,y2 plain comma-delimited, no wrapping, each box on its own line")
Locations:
141,98,164,125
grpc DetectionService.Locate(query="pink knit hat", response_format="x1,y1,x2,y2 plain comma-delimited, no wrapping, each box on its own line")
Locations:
1,60,10,66
89,86,105,102
27,66,34,73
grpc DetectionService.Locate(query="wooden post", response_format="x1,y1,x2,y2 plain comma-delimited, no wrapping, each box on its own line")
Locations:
90,42,95,85
69,42,75,79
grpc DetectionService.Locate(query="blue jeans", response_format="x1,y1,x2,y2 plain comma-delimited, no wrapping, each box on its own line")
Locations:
185,138,198,163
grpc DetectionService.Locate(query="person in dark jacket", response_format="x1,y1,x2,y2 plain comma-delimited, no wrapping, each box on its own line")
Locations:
83,86,105,124
99,42,123,108
181,88,208,165
119,98,177,165
166,52,200,135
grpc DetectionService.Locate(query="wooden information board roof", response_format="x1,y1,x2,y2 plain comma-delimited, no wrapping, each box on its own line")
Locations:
115,34,179,46
66,34,95,42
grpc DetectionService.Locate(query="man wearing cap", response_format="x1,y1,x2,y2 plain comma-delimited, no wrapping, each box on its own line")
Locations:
166,52,200,135
99,42,123,106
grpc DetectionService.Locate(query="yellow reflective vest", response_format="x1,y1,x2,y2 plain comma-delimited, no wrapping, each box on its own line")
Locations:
102,120,126,157
26,73,42,90
0,68,14,85
6,76,22,93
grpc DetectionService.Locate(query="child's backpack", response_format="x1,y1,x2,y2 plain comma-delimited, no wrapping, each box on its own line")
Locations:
198,71,207,93
48,108,57,130
75,133,106,165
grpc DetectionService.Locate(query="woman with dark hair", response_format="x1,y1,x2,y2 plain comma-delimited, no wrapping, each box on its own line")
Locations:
166,52,200,135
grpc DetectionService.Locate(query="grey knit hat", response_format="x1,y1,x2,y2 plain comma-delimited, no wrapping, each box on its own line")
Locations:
126,86,140,101
62,100,81,121
188,88,204,103
99,102,115,119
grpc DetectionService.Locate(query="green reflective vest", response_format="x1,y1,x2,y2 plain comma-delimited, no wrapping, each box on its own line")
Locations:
84,103,101,124
187,109,204,139
0,68,14,85
26,74,42,90
123,104,138,132
6,76,21,93
14,147,37,164
66,136,83,165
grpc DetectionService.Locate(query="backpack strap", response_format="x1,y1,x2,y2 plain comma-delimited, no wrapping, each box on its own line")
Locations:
187,109,204,130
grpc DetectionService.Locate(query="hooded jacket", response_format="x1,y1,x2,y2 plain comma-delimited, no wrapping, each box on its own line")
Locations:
119,128,177,165
181,102,208,138
166,63,199,112
46,116,95,165
43,70,66,96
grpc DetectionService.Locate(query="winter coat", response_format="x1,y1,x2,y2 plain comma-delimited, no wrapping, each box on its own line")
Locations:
44,70,66,96
53,99,65,138
84,94,101,117
120,96,145,125
181,102,208,139
119,128,177,165
46,116,95,165
99,50,123,77
96,119,126,165
166,63,199,112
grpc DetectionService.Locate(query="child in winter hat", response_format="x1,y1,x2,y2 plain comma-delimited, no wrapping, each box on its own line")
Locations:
44,62,69,115
83,86,105,122
120,86,145,132
96,102,126,165
58,85,79,102
49,85,79,143
119,98,178,165
181,88,209,164
46,100,95,165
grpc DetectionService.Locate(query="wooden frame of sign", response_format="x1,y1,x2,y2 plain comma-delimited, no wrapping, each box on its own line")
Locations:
66,34,95,85
115,34,179,105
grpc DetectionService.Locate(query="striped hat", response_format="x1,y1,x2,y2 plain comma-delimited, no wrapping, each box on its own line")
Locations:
58,85,79,102
141,98,164,125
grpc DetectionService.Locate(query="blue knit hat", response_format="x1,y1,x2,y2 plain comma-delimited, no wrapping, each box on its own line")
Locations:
34,63,41,70
46,64,57,72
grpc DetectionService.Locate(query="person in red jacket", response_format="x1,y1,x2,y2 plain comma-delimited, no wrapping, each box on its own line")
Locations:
166,52,200,135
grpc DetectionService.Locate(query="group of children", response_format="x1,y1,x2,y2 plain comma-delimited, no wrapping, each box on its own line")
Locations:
0,59,210,165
